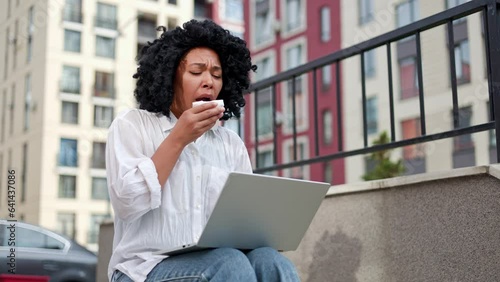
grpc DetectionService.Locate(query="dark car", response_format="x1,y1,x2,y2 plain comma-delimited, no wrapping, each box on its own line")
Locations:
0,220,96,282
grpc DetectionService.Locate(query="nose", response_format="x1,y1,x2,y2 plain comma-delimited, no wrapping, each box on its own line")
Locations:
201,72,213,89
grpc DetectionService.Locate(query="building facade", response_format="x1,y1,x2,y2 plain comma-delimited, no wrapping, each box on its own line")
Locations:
243,0,345,185
0,0,193,251
341,0,494,183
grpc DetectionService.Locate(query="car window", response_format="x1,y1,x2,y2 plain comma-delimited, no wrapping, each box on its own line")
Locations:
16,226,65,250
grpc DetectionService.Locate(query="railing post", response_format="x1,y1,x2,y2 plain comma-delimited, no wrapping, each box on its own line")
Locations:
484,0,500,162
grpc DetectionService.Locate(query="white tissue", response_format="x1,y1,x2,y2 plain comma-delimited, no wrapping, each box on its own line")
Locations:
192,99,224,108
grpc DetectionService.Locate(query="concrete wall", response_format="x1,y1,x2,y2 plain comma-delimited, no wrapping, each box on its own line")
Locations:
98,165,500,281
286,165,500,281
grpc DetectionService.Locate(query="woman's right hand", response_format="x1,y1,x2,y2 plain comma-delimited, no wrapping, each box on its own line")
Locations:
170,102,225,146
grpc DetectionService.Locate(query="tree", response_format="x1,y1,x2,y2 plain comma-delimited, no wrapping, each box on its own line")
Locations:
362,131,405,181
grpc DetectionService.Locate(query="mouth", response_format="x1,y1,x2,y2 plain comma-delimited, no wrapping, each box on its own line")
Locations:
195,96,212,102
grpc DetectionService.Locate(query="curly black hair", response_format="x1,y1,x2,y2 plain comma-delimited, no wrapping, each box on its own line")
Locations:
133,19,257,120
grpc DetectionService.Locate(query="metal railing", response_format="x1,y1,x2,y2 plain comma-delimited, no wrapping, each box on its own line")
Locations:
246,0,500,175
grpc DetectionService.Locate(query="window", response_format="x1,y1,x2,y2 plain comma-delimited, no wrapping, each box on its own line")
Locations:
257,150,273,174
13,20,18,70
399,57,419,99
323,162,332,183
255,0,273,45
59,138,78,167
401,118,425,174
452,106,475,168
320,6,331,42
255,56,274,136
453,106,473,150
96,2,117,30
323,110,333,144
366,96,377,135
13,226,65,249
61,101,79,124
94,71,114,98
24,74,31,131
401,118,423,159
285,143,306,179
63,0,82,23
359,0,374,24
59,175,76,198
284,44,307,129
396,0,419,28
447,0,468,23
61,66,80,94
454,40,470,84
92,142,106,169
96,36,115,58
91,177,108,200
64,29,81,52
194,0,208,18
167,18,178,30
57,213,76,239
256,90,273,136
137,16,157,41
363,49,376,78
224,0,243,22
89,214,107,244
168,0,177,4
21,143,27,202
94,105,114,128
285,0,303,32
27,6,34,62
321,65,332,90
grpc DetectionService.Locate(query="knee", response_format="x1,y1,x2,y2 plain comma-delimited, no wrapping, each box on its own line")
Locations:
213,248,254,271
246,247,282,265
247,247,300,281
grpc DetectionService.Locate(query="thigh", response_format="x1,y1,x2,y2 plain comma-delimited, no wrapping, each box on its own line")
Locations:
146,248,256,282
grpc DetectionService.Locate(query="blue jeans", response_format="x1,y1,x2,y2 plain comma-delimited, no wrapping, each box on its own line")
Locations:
112,247,300,282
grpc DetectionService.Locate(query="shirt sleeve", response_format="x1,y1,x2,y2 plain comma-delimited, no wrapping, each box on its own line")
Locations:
106,113,162,223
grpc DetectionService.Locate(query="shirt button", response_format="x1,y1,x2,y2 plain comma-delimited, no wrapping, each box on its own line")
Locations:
196,176,200,181
196,204,201,209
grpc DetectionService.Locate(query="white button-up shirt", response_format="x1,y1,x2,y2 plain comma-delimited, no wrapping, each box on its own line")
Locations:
106,109,252,282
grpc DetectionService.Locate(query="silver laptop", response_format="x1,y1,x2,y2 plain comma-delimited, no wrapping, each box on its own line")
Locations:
154,172,330,256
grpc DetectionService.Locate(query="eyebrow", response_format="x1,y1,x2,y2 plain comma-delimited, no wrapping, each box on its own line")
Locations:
188,63,222,71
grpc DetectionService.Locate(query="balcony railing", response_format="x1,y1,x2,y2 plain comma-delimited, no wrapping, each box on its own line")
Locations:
60,80,81,94
93,85,115,99
63,9,83,23
246,0,500,175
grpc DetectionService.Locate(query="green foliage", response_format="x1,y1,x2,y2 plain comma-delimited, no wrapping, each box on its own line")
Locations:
362,131,406,181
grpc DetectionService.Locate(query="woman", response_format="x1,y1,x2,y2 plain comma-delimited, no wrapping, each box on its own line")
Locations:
106,19,300,282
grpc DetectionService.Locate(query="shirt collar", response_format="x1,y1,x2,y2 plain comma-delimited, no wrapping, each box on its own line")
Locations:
161,114,221,133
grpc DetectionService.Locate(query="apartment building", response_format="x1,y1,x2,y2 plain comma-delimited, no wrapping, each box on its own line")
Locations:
0,0,193,251
243,0,345,185
342,0,494,183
